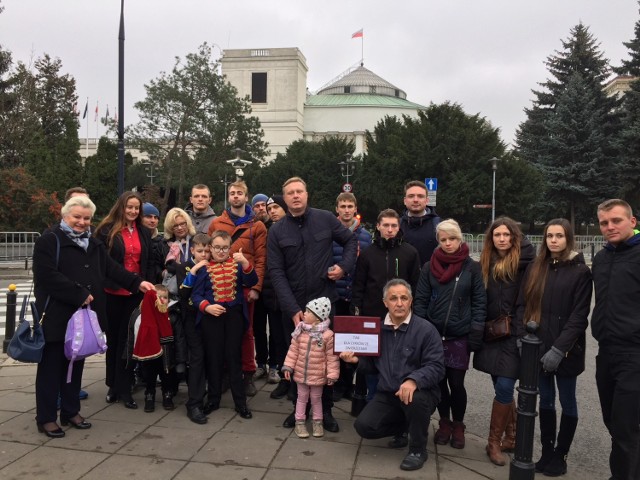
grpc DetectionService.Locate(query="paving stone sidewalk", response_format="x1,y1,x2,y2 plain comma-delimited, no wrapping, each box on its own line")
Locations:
0,354,588,480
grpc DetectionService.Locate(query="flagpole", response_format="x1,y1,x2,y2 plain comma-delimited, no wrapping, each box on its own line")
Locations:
361,33,364,64
117,0,125,195
96,101,99,140
85,97,89,159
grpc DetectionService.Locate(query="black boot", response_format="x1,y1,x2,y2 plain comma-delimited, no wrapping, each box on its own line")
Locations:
162,391,175,411
535,408,556,473
544,414,578,477
144,391,155,413
270,379,290,399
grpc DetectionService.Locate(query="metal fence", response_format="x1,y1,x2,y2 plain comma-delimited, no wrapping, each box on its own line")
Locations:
0,232,41,265
471,234,605,261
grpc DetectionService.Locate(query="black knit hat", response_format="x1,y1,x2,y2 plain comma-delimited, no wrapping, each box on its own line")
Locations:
266,195,288,213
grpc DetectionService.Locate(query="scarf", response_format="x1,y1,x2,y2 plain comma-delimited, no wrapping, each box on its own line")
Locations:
430,242,469,284
60,220,90,251
291,319,330,346
228,205,253,226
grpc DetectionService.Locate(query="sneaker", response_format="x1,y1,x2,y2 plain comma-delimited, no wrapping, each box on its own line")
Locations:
295,420,309,438
267,368,281,384
253,366,267,381
312,420,324,437
79,389,89,400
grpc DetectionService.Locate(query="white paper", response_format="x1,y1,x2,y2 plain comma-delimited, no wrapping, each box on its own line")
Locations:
334,333,379,354
363,322,377,329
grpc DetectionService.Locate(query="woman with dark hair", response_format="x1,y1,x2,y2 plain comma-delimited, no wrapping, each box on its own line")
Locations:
33,196,153,437
95,191,154,408
414,219,486,450
473,217,535,466
518,219,591,476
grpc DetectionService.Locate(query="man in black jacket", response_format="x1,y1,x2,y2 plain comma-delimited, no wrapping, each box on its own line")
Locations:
592,198,640,480
341,279,444,471
267,177,357,432
400,180,440,267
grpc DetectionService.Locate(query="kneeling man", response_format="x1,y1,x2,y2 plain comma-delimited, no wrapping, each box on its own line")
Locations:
341,278,444,471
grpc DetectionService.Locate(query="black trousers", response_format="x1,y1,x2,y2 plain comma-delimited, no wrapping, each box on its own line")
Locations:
105,293,141,397
595,348,640,480
254,297,286,369
201,305,245,407
183,311,206,408
141,357,177,395
354,389,438,453
36,341,84,424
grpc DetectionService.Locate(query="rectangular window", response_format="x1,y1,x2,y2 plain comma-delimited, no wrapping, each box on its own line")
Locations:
344,86,351,93
252,72,267,103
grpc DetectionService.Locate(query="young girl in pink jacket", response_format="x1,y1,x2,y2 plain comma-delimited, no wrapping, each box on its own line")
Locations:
282,297,340,438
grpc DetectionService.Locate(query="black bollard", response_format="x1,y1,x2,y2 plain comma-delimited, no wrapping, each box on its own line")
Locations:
2,285,18,353
510,321,543,480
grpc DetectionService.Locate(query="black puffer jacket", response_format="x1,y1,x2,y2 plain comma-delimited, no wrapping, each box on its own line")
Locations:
473,239,535,378
414,257,487,338
516,252,592,377
351,230,420,319
400,208,440,267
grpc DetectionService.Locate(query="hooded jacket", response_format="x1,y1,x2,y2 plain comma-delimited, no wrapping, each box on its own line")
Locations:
351,230,421,319
400,207,441,267
516,252,592,377
185,204,217,235
208,207,267,291
591,233,640,350
333,217,372,302
282,328,340,386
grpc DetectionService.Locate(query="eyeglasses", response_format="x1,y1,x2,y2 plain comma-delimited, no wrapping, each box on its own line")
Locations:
212,246,230,253
173,222,188,230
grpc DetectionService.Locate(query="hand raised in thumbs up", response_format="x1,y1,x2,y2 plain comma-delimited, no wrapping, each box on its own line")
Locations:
233,247,249,269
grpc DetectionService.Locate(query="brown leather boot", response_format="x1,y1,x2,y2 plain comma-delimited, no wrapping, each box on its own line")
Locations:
433,418,453,445
501,400,517,452
450,421,466,449
486,400,511,466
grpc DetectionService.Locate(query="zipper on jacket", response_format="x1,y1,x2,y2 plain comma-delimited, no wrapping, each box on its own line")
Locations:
442,275,461,340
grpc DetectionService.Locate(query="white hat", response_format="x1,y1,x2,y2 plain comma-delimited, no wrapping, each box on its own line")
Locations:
306,297,331,321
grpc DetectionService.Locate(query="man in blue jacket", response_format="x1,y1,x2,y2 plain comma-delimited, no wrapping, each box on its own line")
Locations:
268,177,358,432
341,278,444,471
592,198,640,480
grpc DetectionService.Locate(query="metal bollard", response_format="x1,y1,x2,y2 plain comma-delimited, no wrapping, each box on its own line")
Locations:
2,284,18,353
510,321,543,480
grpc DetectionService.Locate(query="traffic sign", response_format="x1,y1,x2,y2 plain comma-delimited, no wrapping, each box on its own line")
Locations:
428,191,437,207
342,183,352,193
425,178,438,191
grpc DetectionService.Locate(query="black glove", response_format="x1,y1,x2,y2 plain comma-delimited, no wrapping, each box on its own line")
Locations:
467,326,484,352
540,346,564,373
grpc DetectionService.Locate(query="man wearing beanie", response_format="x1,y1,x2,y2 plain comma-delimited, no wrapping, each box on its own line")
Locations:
252,194,270,225
208,180,267,397
268,176,357,432
266,195,288,222
142,203,160,238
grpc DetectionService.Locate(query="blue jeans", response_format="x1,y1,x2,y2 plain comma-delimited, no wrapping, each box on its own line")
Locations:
538,374,578,417
492,375,516,404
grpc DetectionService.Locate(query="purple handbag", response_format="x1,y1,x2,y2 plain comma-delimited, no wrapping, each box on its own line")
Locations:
64,306,108,383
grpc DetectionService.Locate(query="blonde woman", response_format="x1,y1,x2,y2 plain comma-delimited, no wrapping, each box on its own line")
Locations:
414,219,486,449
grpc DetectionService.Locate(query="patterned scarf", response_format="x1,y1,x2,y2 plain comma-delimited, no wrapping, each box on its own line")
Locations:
60,220,90,251
430,243,469,284
291,319,330,346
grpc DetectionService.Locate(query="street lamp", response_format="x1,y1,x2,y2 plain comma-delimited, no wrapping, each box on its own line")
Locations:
488,157,500,223
338,153,356,190
142,160,155,185
226,148,252,180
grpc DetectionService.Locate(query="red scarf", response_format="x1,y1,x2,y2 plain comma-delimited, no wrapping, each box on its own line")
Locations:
430,243,469,284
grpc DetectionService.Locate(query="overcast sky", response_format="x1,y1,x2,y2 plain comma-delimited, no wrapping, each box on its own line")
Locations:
1,0,638,148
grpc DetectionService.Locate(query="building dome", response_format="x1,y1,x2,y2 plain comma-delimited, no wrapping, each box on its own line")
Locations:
315,64,407,99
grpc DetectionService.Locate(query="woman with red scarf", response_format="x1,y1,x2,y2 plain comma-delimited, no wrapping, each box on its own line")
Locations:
414,219,486,450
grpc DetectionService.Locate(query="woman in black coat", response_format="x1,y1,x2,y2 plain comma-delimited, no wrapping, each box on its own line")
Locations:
413,219,486,451
95,191,154,408
473,217,535,466
33,196,153,438
518,219,592,476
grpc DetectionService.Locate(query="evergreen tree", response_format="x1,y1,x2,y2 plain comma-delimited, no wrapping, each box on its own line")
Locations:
613,3,640,207
516,23,621,226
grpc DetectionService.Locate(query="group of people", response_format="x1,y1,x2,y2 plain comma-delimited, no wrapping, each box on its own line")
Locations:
30,179,639,479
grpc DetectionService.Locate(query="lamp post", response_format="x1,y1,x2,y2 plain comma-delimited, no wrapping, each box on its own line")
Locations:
339,153,356,191
226,148,252,181
488,157,500,223
142,161,155,185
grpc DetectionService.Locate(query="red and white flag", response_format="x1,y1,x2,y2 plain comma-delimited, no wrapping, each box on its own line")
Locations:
94,103,99,122
352,29,363,39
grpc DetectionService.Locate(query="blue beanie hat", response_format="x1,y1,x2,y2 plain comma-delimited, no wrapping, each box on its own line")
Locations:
252,193,269,207
142,202,160,217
